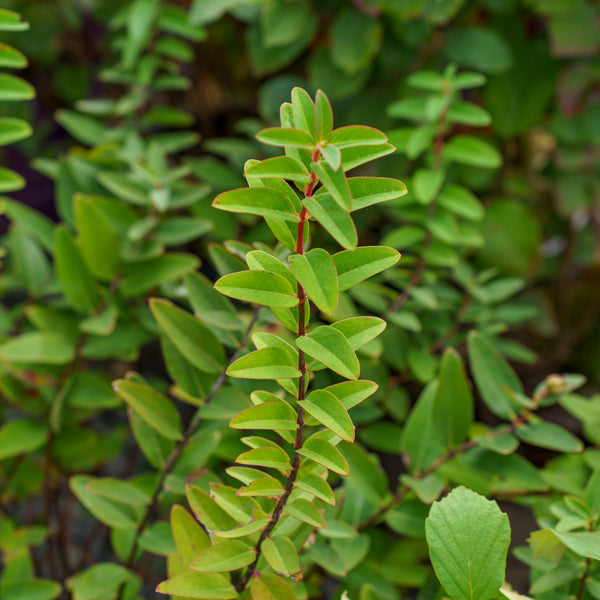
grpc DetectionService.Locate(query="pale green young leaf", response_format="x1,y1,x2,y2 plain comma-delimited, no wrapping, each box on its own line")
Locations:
156,572,237,600
303,194,357,250
315,89,333,142
236,446,291,472
300,389,354,441
227,347,300,379
291,87,316,139
348,177,408,210
334,246,400,291
170,505,210,564
113,379,182,441
433,349,474,448
288,248,338,314
150,298,224,373
213,516,271,539
330,317,386,351
311,160,352,211
296,326,359,380
329,125,387,149
320,144,342,171
256,127,315,149
262,536,301,578
245,156,311,184
213,187,300,222
426,487,511,600
238,476,285,497
298,436,349,475
215,271,298,308
230,401,298,431
283,498,326,528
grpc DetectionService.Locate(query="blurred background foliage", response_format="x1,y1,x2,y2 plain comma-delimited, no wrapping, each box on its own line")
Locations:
2,0,598,383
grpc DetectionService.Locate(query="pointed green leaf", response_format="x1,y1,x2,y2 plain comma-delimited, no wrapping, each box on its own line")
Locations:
330,317,386,351
262,536,301,578
303,193,357,250
156,572,237,599
256,127,315,149
320,144,341,171
213,187,300,222
289,248,338,313
190,539,256,572
296,326,359,380
245,156,311,184
433,349,474,448
315,89,333,142
113,379,182,441
0,419,47,460
283,498,326,528
56,109,105,146
187,485,239,531
329,125,387,149
0,73,35,100
294,471,335,505
334,246,400,291
150,298,224,373
230,401,298,431
170,505,210,564
348,177,407,210
426,487,511,600
300,389,354,441
236,446,291,472
291,87,316,138
227,347,300,379
298,437,349,475
467,331,521,420
312,160,351,210
215,271,298,308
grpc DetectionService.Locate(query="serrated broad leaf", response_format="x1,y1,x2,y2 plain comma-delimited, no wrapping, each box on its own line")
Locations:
213,187,300,222
230,401,298,431
296,326,359,380
227,347,300,379
426,487,510,600
334,246,400,291
215,271,298,308
303,194,357,250
289,248,338,313
300,389,354,441
113,379,182,441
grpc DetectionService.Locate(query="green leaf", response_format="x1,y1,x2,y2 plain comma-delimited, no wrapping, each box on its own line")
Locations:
300,389,354,441
296,326,359,380
330,317,386,351
74,195,121,282
0,73,35,101
444,27,512,74
283,498,326,528
426,487,511,600
0,333,75,365
443,136,502,169
447,102,491,127
0,117,31,145
247,250,297,289
154,217,213,245
437,184,484,221
86,478,150,506
298,436,349,475
294,471,336,505
256,127,315,149
56,110,105,146
230,401,298,431
325,380,378,410
97,172,148,206
0,9,29,31
214,186,300,222
262,536,301,578
227,347,300,379
170,505,210,564
190,539,255,572
315,89,333,142
0,419,47,460
187,485,238,531
250,573,296,600
215,270,298,308
291,87,316,139
0,166,25,192
330,125,388,149
433,349,474,448
289,248,338,313
348,177,407,210
237,477,284,498
245,156,311,184
551,530,600,561
467,331,522,420
156,572,237,600
261,1,311,47
303,194,357,250
312,160,352,210
516,421,583,453
414,168,445,204
236,446,291,472
334,246,400,291
1,198,54,251
150,298,224,373
113,379,182,441
0,579,61,600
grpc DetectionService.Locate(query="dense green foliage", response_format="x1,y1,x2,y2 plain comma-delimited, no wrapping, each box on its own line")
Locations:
0,2,599,600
